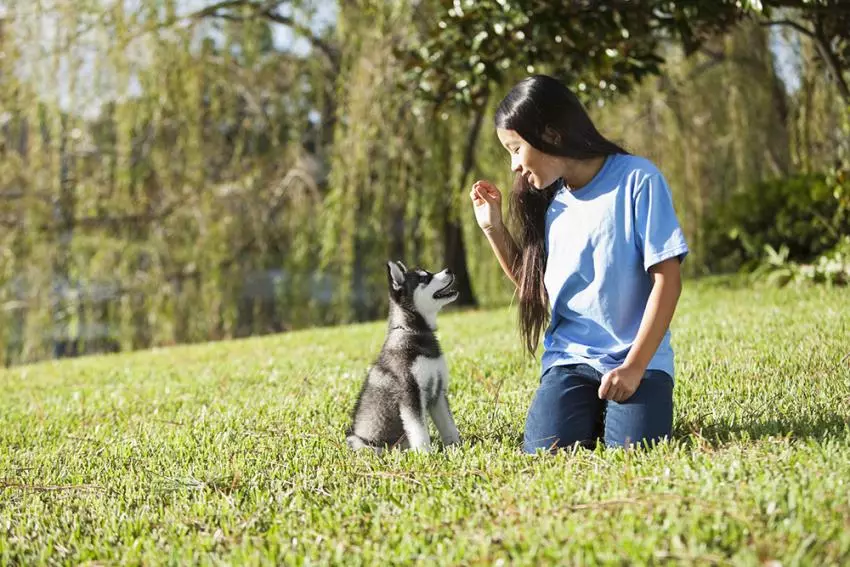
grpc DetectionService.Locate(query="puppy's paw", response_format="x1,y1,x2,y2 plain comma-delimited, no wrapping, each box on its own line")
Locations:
442,432,461,447
347,435,372,451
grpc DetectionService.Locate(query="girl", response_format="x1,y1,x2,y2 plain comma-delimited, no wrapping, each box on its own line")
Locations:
470,75,689,452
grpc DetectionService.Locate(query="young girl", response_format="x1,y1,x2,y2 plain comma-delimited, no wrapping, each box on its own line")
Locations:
470,75,689,452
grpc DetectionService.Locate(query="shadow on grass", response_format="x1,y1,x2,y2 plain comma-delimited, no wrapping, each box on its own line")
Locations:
484,412,849,453
673,412,850,447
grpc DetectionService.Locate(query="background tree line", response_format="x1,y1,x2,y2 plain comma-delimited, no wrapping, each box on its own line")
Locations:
1,0,847,366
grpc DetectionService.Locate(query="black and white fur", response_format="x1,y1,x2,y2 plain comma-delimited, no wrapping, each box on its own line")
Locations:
346,261,461,453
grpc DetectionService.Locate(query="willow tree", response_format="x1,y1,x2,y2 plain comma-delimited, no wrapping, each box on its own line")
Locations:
756,1,850,231
753,0,849,102
321,2,449,322
0,0,334,366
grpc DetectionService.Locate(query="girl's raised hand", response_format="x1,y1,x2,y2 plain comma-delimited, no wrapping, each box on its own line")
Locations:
470,180,503,233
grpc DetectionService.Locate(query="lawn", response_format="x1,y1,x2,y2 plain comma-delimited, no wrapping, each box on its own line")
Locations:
2,280,849,565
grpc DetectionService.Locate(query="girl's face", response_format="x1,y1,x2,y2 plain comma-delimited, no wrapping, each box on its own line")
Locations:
497,128,562,190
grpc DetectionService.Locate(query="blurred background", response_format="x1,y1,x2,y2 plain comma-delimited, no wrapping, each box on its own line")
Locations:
0,0,847,367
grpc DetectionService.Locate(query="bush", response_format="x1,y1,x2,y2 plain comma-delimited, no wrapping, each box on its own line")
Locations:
752,236,850,287
703,174,849,274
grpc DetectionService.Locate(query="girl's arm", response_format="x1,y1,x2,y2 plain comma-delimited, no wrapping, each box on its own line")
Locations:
471,180,521,287
598,257,683,401
623,257,683,372
483,223,521,288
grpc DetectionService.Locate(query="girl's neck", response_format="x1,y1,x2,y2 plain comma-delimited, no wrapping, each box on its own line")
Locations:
561,155,607,190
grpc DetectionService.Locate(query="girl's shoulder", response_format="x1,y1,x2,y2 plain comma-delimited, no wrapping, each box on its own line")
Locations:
614,153,663,177
610,154,668,192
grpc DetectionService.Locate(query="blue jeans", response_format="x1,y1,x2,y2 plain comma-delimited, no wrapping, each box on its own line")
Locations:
523,363,673,453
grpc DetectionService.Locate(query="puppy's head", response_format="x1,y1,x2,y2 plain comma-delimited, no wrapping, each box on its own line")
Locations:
387,260,458,318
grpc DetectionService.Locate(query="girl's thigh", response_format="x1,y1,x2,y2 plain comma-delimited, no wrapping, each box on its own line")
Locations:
604,369,674,449
523,364,604,454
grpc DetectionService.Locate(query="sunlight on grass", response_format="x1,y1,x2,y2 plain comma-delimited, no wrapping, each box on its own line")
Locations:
2,281,849,564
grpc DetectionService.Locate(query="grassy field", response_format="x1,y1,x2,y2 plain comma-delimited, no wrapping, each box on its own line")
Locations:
1,280,849,565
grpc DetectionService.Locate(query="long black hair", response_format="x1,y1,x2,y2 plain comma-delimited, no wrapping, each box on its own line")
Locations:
494,75,628,355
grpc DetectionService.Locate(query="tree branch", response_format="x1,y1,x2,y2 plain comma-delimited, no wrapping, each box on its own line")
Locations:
759,16,849,103
189,0,258,19
0,199,185,233
762,1,850,14
812,17,850,102
759,19,814,38
188,0,340,73
262,8,339,72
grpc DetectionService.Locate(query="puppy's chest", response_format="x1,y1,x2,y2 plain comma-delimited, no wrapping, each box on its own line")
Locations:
410,355,448,401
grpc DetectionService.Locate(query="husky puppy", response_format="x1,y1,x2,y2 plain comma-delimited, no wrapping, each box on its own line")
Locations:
346,260,461,453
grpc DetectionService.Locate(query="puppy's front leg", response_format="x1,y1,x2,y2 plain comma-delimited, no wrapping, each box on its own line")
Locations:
400,403,431,452
430,393,460,446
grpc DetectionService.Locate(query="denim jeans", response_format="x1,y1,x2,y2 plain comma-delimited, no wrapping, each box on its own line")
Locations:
523,363,674,453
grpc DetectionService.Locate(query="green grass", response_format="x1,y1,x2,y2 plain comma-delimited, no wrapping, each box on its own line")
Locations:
2,280,849,565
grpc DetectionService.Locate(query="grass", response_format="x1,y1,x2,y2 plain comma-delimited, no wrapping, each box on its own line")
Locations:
1,280,849,565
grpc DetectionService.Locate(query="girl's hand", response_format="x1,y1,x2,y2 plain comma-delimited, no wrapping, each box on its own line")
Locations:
598,364,645,402
470,180,504,233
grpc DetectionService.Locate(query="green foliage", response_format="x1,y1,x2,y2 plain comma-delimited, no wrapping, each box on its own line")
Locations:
826,102,850,218
321,1,520,323
799,235,850,285
753,1,850,100
0,1,332,366
321,2,440,322
2,283,850,564
751,237,850,287
703,174,849,274
400,1,744,109
2,0,849,367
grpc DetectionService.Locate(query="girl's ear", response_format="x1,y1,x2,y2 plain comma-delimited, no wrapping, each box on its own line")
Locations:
542,125,561,147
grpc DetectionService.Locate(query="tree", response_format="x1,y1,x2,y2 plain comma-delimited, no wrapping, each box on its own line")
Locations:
0,0,335,365
399,0,849,306
754,0,850,102
398,0,746,306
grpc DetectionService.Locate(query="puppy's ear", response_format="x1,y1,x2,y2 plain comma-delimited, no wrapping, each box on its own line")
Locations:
387,261,405,290
395,260,408,273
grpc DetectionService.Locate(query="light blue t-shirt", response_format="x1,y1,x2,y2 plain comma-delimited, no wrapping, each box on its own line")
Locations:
542,153,689,378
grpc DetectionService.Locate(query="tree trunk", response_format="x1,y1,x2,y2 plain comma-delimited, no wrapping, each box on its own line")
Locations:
442,93,488,308
812,18,850,103
52,116,76,358
442,216,475,307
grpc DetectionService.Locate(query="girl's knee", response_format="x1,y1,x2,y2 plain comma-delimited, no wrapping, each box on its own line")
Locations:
603,370,673,448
